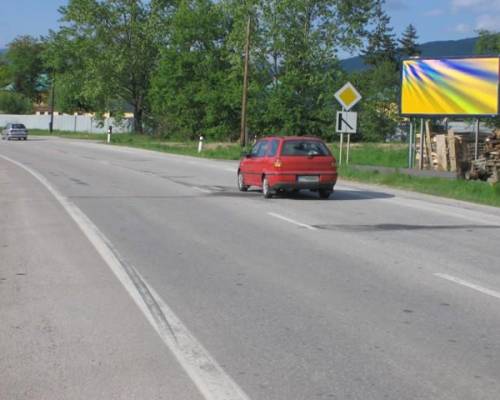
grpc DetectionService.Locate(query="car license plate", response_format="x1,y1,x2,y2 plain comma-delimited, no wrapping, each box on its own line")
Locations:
298,175,319,183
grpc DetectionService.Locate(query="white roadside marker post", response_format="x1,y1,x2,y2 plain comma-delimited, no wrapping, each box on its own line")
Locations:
107,126,112,144
198,136,204,153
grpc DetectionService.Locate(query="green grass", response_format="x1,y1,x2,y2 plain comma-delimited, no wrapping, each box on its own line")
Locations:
110,134,244,159
339,166,500,207
330,142,408,168
29,129,105,141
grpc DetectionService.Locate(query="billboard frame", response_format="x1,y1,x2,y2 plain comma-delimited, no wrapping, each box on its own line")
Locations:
399,54,500,118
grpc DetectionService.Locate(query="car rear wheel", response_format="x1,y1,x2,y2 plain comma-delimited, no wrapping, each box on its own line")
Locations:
318,189,332,199
237,171,248,192
262,176,272,198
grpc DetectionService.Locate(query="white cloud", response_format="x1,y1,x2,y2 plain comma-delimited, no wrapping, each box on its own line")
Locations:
454,23,472,33
475,14,500,30
451,0,500,11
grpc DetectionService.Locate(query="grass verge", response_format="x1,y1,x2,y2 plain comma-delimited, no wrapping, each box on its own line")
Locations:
110,134,244,160
29,129,105,141
340,166,500,207
330,142,408,168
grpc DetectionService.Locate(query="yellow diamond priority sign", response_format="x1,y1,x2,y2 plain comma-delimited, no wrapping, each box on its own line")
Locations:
335,82,362,111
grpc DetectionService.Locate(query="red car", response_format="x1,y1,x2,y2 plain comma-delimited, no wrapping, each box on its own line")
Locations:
237,136,337,199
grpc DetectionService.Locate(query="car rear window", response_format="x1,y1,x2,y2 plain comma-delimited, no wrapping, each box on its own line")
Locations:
281,140,330,156
12,124,26,129
250,140,269,157
268,139,279,157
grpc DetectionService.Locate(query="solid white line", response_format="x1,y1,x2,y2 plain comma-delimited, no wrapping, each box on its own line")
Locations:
193,186,211,194
267,212,317,231
434,273,500,300
0,154,251,400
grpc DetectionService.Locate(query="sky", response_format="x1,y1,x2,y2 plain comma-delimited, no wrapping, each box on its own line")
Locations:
0,0,499,51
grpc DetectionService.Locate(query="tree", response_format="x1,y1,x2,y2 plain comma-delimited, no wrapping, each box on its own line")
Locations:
0,55,10,89
476,30,500,54
398,24,420,58
0,91,33,114
353,60,400,141
222,0,376,137
149,0,238,139
4,36,46,102
475,30,500,128
362,0,397,67
44,0,174,133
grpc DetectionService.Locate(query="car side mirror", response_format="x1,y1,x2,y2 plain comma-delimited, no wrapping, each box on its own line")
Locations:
241,151,251,158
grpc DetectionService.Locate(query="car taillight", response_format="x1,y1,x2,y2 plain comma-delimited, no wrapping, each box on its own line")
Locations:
273,159,282,168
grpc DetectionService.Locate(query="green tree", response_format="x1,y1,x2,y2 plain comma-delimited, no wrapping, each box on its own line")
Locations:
362,0,397,67
0,91,33,114
353,60,400,141
355,0,400,141
224,0,375,137
398,24,420,58
149,0,237,139
44,0,174,133
475,30,500,128
476,30,500,54
0,54,10,89
4,36,46,102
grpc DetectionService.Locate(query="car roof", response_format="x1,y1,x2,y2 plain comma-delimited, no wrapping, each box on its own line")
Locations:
257,135,323,141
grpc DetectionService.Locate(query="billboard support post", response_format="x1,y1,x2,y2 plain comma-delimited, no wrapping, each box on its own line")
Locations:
475,118,480,160
419,118,424,170
408,120,413,169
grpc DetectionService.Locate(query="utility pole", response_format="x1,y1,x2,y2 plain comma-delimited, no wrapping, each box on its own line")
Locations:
49,72,55,133
240,16,251,147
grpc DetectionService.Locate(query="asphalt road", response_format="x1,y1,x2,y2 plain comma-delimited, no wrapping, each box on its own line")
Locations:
1,136,500,400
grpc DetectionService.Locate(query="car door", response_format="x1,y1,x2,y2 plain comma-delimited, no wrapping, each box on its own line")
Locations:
242,140,269,186
2,124,10,138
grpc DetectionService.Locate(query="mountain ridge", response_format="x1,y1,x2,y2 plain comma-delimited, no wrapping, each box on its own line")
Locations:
341,37,479,72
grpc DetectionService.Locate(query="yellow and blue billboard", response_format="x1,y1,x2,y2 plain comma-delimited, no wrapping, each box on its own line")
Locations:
400,57,500,116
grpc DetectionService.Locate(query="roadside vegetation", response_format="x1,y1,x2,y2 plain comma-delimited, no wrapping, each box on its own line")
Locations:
340,166,500,208
29,129,104,141
29,130,408,166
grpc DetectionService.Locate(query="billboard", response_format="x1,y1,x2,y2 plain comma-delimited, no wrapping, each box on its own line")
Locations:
400,57,500,117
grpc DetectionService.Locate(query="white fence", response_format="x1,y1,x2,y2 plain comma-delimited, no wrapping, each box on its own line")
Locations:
0,113,133,133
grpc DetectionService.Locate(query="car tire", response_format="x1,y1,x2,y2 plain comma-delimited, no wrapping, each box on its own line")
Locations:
318,189,332,199
262,176,272,199
237,171,248,192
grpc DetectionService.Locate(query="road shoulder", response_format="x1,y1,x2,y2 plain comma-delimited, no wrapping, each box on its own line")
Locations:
0,158,202,400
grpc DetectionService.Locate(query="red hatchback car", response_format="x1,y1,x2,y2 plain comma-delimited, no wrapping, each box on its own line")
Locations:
237,136,337,199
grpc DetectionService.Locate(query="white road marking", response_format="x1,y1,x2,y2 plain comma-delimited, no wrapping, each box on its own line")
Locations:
193,186,212,194
268,212,317,231
434,273,500,300
0,154,251,400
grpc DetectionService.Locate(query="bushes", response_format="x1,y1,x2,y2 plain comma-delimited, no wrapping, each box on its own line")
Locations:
0,91,32,114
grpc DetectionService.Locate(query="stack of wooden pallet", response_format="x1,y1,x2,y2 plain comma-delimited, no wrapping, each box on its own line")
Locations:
469,129,500,184
414,124,494,180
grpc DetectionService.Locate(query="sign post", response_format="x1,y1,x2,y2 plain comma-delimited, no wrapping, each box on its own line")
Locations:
335,82,362,166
